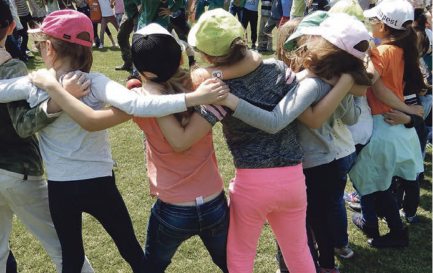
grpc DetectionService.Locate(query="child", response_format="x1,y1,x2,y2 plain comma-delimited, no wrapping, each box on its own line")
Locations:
31,22,231,273
349,0,425,248
0,3,93,272
98,0,119,48
0,9,227,273
241,0,259,49
222,13,370,273
130,24,229,273
187,9,364,273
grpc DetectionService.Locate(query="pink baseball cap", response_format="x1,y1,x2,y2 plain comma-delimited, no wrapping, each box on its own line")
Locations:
28,10,94,47
302,13,371,60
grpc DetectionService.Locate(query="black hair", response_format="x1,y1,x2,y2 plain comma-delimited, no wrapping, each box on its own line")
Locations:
0,0,13,40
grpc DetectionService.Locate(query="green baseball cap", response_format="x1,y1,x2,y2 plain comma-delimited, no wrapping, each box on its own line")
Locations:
284,11,329,51
188,8,245,57
329,0,365,21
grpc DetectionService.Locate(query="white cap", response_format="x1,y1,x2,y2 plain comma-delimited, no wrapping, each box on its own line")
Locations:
135,23,185,50
364,0,414,30
302,13,371,60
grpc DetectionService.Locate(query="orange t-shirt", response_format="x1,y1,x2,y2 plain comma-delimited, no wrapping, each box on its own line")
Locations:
367,45,405,115
133,117,223,204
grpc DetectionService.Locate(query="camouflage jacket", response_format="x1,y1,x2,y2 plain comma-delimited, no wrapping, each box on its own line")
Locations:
0,54,57,176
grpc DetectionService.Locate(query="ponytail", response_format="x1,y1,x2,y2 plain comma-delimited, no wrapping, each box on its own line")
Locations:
384,23,428,94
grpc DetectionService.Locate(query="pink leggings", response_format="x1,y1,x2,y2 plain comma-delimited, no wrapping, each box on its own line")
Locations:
227,164,315,273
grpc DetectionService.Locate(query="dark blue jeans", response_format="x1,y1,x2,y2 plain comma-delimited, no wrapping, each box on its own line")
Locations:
393,177,419,217
333,153,356,248
143,192,229,273
304,160,347,269
360,187,403,233
6,251,17,273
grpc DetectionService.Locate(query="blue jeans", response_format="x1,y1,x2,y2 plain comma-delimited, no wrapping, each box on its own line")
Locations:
6,251,17,273
143,192,229,273
360,187,403,233
304,160,348,269
333,153,356,248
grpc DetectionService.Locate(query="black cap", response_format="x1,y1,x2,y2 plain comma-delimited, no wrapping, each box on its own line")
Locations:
131,24,181,83
0,0,13,29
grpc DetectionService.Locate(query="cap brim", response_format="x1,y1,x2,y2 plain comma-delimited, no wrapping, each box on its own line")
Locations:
187,23,199,48
363,6,379,18
298,26,322,37
136,23,171,36
284,26,322,51
27,28,47,42
284,30,303,51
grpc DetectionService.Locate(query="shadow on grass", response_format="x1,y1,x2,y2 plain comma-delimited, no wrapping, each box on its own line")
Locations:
419,192,432,212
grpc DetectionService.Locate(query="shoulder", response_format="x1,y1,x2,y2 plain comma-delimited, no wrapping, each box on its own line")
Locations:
375,45,403,58
261,59,287,78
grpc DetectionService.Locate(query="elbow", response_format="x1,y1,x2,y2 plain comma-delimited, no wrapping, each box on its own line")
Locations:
168,140,191,153
79,119,101,132
171,144,190,153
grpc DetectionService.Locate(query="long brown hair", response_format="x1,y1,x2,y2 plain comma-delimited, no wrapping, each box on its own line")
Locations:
303,37,373,85
382,22,428,94
47,32,93,72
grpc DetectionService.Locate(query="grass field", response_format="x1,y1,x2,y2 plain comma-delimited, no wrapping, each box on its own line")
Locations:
9,35,432,273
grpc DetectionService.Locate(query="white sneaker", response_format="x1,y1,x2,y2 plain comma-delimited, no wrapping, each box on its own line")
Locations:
98,44,104,49
334,245,354,259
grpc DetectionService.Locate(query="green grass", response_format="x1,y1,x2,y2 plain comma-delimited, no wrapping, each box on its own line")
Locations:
9,37,432,273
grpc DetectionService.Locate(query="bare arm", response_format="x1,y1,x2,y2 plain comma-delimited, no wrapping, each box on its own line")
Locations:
156,113,212,152
29,69,131,131
372,78,423,116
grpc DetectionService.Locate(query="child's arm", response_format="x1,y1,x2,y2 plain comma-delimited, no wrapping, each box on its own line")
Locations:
29,69,131,131
372,78,423,116
383,109,424,130
7,100,61,138
297,74,356,128
220,74,354,133
156,113,212,152
337,95,362,126
0,76,35,103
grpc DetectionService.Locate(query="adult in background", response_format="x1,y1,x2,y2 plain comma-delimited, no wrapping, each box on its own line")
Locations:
115,0,138,71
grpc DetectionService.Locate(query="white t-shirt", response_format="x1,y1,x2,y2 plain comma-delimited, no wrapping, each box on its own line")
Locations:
347,96,373,146
98,0,114,17
0,73,187,181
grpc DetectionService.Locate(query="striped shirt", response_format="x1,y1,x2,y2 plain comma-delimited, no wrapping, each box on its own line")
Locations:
15,0,30,17
261,0,272,16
